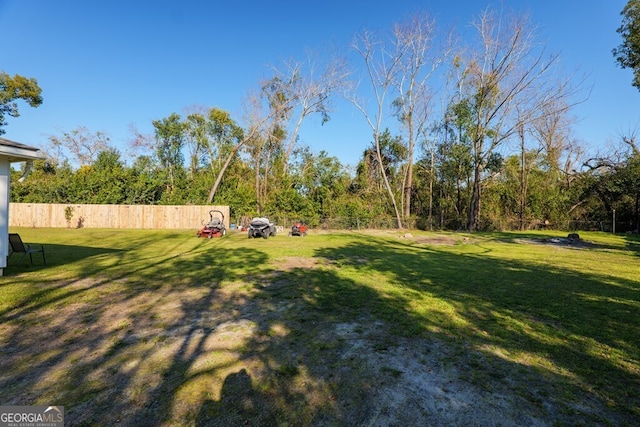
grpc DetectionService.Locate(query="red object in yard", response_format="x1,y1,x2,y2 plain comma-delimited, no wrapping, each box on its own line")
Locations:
196,210,227,238
289,221,308,236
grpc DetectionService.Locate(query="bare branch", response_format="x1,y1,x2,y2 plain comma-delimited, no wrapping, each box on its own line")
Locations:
268,49,350,173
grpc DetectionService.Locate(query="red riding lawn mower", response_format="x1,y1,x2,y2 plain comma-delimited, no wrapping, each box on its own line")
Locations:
196,210,226,238
289,221,308,236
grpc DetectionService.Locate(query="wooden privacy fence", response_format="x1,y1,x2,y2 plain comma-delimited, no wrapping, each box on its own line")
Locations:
9,203,230,230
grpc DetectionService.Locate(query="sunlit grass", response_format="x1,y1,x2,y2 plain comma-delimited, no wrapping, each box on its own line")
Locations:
2,227,639,424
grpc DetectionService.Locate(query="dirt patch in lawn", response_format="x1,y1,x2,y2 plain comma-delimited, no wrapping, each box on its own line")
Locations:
274,256,325,270
347,229,471,246
517,237,598,249
413,235,468,246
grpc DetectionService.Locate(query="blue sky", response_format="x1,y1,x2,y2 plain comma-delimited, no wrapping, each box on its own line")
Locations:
1,0,637,168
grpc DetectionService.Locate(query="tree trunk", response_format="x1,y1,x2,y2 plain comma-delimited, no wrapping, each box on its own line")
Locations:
375,140,403,229
404,118,415,221
428,147,434,231
635,193,640,233
255,153,261,214
206,118,266,204
207,144,242,203
468,166,482,231
520,125,526,231
404,153,414,221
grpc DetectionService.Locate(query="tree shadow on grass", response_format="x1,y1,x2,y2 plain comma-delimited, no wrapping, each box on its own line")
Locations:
233,267,433,425
0,234,218,321
312,234,640,423
624,232,640,255
4,243,121,273
0,240,270,426
190,232,639,425
0,244,124,321
189,233,638,425
2,231,639,426
195,368,277,426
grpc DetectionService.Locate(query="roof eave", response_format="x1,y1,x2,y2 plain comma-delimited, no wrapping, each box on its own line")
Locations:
0,146,46,162
0,137,46,162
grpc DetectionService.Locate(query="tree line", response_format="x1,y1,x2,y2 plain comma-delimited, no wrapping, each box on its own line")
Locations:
5,5,640,232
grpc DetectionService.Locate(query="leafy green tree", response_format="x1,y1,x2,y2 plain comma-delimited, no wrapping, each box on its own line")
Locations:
202,108,244,202
0,71,43,134
599,151,640,231
288,148,350,224
125,155,165,204
358,129,406,190
152,113,186,194
613,0,640,91
621,153,640,230
351,129,406,223
90,149,130,203
435,141,474,229
205,84,290,205
431,103,475,229
581,136,640,231
11,160,73,203
211,161,256,221
491,153,537,228
70,150,127,204
183,111,208,178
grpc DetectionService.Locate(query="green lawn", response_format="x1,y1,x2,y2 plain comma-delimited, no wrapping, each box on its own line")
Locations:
1,227,638,426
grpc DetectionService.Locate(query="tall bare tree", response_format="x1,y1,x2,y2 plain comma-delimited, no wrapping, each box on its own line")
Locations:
48,126,111,167
248,78,292,212
269,51,350,174
452,8,573,231
530,97,584,184
349,28,406,228
391,11,451,221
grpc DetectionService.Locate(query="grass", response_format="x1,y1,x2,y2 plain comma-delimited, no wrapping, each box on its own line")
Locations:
1,227,639,426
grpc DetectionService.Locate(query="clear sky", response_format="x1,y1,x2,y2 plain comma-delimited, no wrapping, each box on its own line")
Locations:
1,0,637,168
